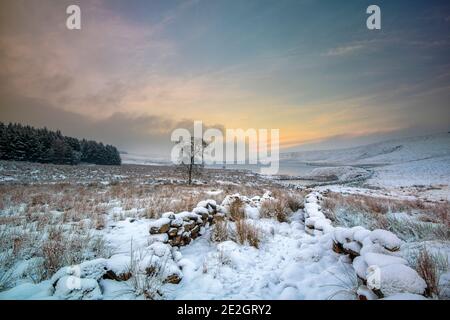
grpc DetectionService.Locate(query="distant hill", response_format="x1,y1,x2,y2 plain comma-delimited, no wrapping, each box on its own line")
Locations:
120,152,170,166
281,132,450,166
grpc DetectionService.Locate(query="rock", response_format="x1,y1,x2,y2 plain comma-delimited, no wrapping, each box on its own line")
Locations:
168,228,178,237
148,233,169,244
357,285,378,300
163,262,183,284
332,241,345,254
78,259,108,280
363,252,408,268
192,207,209,221
149,218,171,234
305,225,315,235
165,274,182,284
103,269,132,281
369,229,402,251
172,250,183,262
177,211,200,222
169,235,182,247
170,217,184,228
206,202,217,213
54,276,102,300
148,242,171,258
360,239,395,256
353,228,371,243
183,220,196,232
51,259,108,285
343,241,362,257
353,256,368,280
367,264,427,296
181,232,192,246
333,227,353,244
161,212,176,220
193,206,209,216
105,254,132,281
197,200,217,213
313,218,333,233
190,225,200,239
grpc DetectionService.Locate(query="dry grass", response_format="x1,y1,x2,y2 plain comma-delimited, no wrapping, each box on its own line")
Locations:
285,193,305,212
235,220,260,248
125,243,166,300
0,161,292,287
323,192,449,226
211,220,230,243
260,190,305,223
229,198,245,221
321,192,450,242
260,199,289,223
413,247,449,298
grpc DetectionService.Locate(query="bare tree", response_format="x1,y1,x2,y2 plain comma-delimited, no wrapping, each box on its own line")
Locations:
175,137,209,185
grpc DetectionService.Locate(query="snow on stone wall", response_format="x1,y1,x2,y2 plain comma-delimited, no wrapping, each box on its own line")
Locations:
303,191,427,299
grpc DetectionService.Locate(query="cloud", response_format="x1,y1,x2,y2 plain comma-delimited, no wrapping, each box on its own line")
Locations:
0,89,225,157
322,44,365,57
0,0,179,117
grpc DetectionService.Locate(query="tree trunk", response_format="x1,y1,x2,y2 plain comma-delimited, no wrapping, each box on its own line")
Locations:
188,137,194,185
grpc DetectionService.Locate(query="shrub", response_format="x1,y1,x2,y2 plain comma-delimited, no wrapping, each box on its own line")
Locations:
414,247,448,298
286,194,304,212
260,199,289,222
211,220,229,243
229,198,245,221
235,220,260,248
274,200,289,223
259,199,277,219
127,243,166,300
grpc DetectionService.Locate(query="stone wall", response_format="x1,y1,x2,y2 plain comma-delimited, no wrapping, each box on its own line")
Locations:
303,191,428,300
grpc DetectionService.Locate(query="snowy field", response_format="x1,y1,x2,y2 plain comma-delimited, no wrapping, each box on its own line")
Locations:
0,133,449,300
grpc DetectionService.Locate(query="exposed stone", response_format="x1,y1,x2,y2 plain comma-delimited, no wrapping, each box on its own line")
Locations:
103,270,132,281
181,233,192,246
183,220,196,232
332,241,345,254
162,212,176,220
149,218,171,234
168,228,178,238
165,274,182,284
191,225,200,239
169,235,182,247
54,276,102,300
170,217,183,228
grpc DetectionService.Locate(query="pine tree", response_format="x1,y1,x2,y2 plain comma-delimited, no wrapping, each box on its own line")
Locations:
0,122,122,166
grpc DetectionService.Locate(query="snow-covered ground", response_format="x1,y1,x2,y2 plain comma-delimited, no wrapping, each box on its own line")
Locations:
0,133,448,300
279,132,450,201
281,133,450,166
0,187,447,300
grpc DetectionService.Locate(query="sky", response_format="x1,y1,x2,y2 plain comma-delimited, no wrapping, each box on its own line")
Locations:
0,0,449,157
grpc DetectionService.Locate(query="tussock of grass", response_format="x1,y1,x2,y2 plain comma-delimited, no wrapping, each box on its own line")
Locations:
211,220,230,243
235,220,261,248
322,192,450,242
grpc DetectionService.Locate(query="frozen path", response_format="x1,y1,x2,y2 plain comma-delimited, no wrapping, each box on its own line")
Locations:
165,213,356,300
